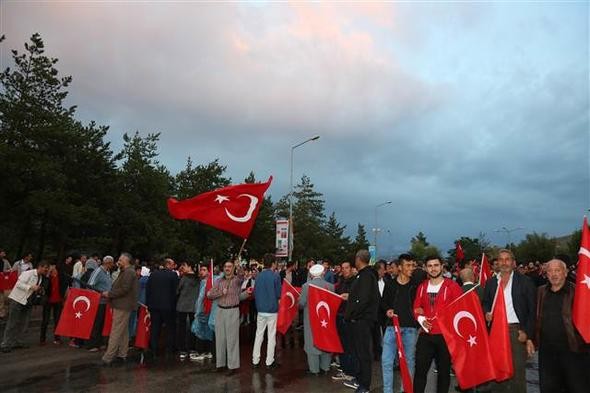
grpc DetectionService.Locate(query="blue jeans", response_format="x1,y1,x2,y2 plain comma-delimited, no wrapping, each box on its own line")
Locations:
382,326,418,393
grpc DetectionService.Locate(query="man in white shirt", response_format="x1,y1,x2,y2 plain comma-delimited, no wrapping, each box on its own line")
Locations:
12,252,33,277
1,261,50,352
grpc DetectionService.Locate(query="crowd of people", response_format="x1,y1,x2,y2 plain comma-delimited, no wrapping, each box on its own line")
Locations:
0,247,588,393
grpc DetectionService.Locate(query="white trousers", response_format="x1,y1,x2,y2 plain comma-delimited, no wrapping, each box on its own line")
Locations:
252,313,278,366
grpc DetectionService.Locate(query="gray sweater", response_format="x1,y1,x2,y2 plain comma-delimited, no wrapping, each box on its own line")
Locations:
176,273,200,313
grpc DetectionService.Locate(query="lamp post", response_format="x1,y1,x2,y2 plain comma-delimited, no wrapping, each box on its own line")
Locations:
495,226,524,248
289,135,320,262
373,201,392,258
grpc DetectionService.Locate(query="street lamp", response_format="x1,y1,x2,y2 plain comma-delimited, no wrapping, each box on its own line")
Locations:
289,135,320,262
495,226,524,248
373,201,392,258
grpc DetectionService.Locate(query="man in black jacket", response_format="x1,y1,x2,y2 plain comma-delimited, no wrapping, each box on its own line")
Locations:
344,250,379,393
332,260,358,383
146,258,179,358
482,249,536,393
380,254,419,393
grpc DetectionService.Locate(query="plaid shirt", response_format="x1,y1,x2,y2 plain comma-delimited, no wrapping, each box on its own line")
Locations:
207,273,243,307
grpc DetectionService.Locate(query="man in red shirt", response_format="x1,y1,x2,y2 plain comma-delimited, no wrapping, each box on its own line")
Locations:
413,256,463,393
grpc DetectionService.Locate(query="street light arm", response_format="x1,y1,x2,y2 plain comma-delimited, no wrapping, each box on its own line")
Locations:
292,135,320,149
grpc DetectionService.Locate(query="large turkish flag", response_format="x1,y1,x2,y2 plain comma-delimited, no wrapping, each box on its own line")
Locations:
438,289,496,389
573,216,590,343
277,280,300,335
167,176,272,239
55,288,101,339
102,303,113,336
489,281,513,381
478,253,493,287
308,284,343,353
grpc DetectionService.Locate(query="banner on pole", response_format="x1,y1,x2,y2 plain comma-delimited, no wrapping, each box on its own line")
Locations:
276,220,289,258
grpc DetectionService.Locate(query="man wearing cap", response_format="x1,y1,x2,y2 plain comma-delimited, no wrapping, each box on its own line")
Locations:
299,263,334,376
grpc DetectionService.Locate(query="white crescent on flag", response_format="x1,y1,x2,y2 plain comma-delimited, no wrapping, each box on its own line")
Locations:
453,311,477,339
286,292,296,309
72,296,91,312
225,194,259,223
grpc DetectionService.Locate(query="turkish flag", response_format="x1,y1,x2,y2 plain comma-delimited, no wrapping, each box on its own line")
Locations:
167,176,273,239
308,284,343,353
489,282,513,381
478,253,493,288
392,315,414,393
135,305,151,349
55,288,101,340
456,242,465,262
573,216,590,343
437,289,496,389
0,271,17,291
203,259,214,315
102,304,113,336
277,280,300,335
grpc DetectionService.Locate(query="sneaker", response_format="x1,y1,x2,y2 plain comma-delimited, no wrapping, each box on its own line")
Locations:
179,352,188,361
330,361,340,368
343,380,359,390
53,339,62,345
88,347,99,352
331,372,347,381
191,353,206,361
68,341,80,349
204,352,213,359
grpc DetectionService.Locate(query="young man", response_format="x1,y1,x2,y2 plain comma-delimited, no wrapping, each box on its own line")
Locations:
381,254,419,393
252,253,282,369
413,255,463,393
207,259,243,374
482,249,536,393
12,252,33,277
1,261,50,352
176,261,199,360
344,250,379,393
191,263,215,362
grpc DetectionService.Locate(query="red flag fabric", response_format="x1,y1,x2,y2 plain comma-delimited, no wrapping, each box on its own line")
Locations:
135,305,151,349
167,176,273,239
489,283,513,381
203,259,214,315
277,280,300,335
55,288,101,340
307,284,343,353
456,242,465,262
437,289,496,389
573,216,590,343
479,253,493,287
102,303,113,336
392,315,414,393
0,271,17,291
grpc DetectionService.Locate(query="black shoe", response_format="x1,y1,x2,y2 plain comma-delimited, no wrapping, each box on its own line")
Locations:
99,360,113,367
306,370,319,377
226,368,239,376
252,362,260,369
215,366,227,373
113,357,126,365
1,347,11,353
14,343,28,349
266,361,279,370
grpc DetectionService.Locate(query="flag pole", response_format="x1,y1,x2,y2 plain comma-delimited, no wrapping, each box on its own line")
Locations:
237,238,248,263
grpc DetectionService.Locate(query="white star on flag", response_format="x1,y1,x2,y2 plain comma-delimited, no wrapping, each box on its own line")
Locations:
580,274,590,290
467,335,477,347
75,312,82,319
215,195,229,204
321,319,328,328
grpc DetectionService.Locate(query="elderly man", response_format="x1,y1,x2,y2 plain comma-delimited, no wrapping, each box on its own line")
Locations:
1,261,50,352
534,259,589,393
482,249,536,393
101,253,138,366
299,263,334,376
86,256,114,352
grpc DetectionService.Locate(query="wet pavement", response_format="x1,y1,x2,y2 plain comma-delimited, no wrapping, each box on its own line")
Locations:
0,315,540,392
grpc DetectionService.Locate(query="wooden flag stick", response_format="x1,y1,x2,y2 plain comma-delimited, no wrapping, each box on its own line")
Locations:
236,238,248,263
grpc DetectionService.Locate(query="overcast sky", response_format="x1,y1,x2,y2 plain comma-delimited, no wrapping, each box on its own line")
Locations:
2,1,588,257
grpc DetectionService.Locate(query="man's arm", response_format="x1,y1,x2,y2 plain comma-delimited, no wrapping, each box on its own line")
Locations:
207,277,222,300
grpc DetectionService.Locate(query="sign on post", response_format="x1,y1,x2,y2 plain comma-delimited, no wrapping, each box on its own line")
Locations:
276,220,289,258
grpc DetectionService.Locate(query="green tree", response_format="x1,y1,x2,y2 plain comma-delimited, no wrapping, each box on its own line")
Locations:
409,232,440,261
350,224,370,254
323,212,351,264
514,232,556,264
0,34,117,261
447,237,484,264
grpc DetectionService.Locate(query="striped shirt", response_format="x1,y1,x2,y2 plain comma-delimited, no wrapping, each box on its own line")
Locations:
207,274,243,307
